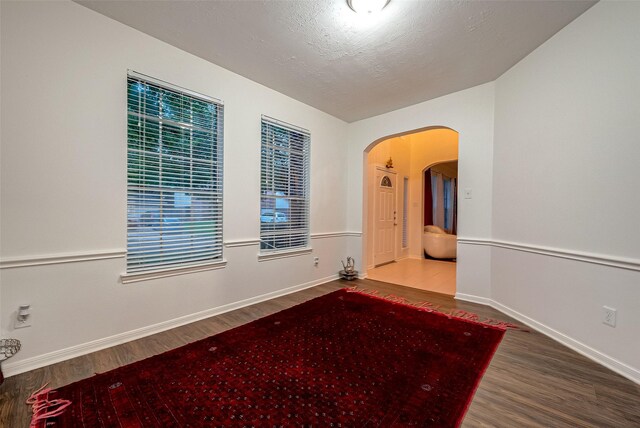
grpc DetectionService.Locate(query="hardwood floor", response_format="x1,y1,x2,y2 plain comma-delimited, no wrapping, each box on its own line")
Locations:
1,279,638,427
367,258,457,295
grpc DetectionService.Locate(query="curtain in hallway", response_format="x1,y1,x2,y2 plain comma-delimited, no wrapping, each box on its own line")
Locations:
432,171,445,229
423,169,433,226
430,171,457,233
452,177,457,235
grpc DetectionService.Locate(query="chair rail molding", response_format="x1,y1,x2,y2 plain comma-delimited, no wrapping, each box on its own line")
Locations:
310,232,362,239
224,232,362,247
457,238,640,272
224,239,260,248
0,250,127,269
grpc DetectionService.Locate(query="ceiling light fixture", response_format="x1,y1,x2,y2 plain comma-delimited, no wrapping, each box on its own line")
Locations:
347,0,390,15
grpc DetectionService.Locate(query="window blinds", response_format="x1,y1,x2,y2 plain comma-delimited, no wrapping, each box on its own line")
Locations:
260,116,310,252
126,71,224,273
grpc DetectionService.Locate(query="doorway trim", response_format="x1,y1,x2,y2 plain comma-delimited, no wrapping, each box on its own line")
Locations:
362,125,459,274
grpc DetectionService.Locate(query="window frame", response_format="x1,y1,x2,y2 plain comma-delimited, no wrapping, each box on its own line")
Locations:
122,70,226,283
258,115,311,260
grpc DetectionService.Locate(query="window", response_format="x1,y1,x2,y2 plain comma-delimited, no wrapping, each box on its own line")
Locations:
260,116,310,253
126,71,224,275
381,176,392,187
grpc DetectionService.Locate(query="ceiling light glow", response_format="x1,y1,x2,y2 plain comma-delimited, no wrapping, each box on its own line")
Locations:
347,0,390,15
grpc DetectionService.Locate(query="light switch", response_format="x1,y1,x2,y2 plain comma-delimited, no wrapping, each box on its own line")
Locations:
464,188,473,199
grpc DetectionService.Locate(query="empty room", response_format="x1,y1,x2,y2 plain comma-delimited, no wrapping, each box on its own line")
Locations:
1,0,638,426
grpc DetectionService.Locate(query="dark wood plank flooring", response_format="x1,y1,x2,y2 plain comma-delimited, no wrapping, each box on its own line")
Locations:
1,279,638,427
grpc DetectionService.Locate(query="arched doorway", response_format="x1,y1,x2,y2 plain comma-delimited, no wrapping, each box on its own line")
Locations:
362,126,459,295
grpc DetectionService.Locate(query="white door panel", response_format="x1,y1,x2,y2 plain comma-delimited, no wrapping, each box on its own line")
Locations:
374,170,396,266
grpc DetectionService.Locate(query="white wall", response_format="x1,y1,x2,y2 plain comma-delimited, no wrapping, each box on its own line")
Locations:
491,1,640,380
347,82,495,298
0,1,349,374
0,0,3,335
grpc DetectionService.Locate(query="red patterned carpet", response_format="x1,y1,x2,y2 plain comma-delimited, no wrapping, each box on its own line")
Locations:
31,288,505,427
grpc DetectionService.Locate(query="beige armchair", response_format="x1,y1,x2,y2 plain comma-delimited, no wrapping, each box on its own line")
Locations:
423,225,457,259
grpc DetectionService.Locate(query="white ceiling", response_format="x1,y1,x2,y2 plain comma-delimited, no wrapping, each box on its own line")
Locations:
77,0,595,122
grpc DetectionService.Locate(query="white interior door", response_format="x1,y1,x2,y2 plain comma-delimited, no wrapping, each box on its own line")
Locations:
374,169,396,266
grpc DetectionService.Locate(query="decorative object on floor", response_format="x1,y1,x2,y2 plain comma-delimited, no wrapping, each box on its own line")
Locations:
423,224,457,259
342,256,356,273
339,256,358,280
30,289,505,427
27,384,72,428
385,156,394,168
0,338,21,385
339,270,358,280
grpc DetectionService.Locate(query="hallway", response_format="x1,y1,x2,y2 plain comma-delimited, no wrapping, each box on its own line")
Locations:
366,258,456,295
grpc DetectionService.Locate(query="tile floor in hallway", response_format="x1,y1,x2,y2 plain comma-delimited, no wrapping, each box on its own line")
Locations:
366,257,456,295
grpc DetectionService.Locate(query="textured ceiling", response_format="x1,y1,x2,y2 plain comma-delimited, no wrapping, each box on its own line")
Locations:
76,0,595,122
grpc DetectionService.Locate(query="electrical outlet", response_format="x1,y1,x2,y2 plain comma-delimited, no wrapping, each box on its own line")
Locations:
464,188,473,199
14,319,31,329
313,257,319,266
15,304,32,329
602,306,617,327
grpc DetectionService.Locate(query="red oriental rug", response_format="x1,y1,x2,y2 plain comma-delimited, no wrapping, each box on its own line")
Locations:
29,288,505,427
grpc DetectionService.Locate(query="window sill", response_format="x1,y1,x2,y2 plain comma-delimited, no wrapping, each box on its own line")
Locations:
257,247,313,262
121,259,227,284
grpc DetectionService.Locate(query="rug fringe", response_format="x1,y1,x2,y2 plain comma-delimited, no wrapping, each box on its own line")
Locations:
346,286,525,331
27,384,72,428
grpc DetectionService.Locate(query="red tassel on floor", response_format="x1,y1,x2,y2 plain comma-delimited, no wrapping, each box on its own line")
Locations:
27,384,72,428
347,286,525,331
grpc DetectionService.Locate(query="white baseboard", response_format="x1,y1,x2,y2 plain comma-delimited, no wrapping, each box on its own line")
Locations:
490,300,640,385
455,293,640,385
454,292,493,306
2,274,339,378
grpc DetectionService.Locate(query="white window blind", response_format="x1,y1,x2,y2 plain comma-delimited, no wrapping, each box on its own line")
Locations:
260,116,310,252
126,71,224,274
